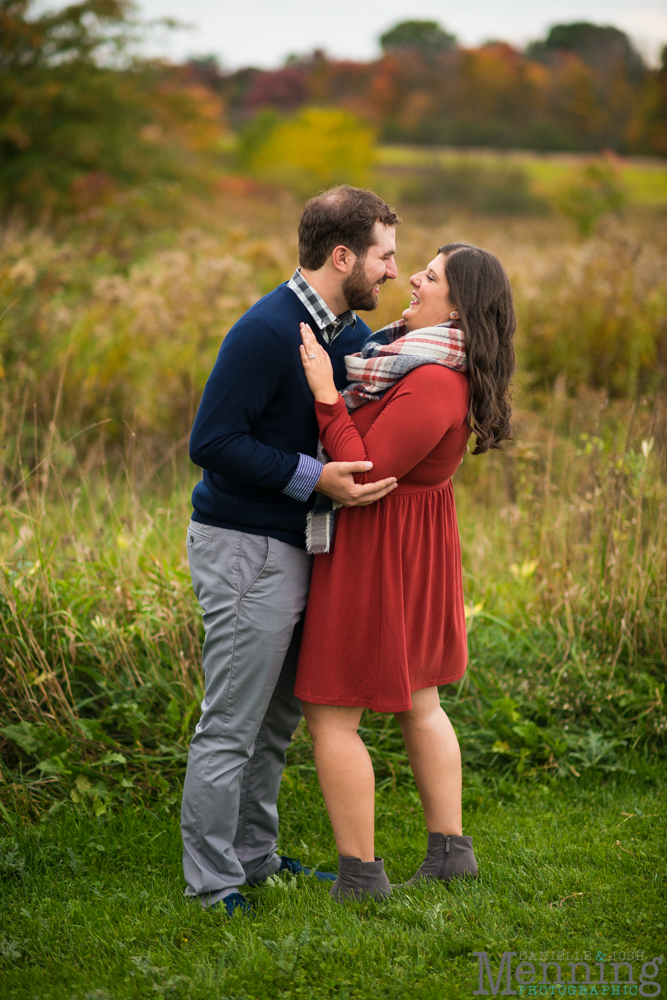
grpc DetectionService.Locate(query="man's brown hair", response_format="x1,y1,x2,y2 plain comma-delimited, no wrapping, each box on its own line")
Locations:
298,186,401,270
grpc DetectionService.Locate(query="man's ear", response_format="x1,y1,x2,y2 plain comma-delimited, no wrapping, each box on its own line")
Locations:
331,244,354,274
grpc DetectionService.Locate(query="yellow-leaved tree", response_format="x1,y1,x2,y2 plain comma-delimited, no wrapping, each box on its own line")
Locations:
249,107,376,194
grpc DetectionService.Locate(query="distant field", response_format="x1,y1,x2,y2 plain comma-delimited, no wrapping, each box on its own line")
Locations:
377,145,667,206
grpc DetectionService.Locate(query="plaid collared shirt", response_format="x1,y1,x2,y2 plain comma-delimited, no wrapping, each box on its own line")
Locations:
280,269,357,506
287,268,357,344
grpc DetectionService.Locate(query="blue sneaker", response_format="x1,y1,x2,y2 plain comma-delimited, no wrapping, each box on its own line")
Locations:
218,892,254,917
279,855,336,882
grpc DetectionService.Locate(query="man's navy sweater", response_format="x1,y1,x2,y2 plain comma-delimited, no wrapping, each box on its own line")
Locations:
190,283,372,549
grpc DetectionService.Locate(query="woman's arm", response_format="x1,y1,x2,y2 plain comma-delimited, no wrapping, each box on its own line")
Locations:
317,365,468,484
299,320,468,484
297,322,399,503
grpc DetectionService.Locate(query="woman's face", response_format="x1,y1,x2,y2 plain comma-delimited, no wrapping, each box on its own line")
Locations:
402,254,459,331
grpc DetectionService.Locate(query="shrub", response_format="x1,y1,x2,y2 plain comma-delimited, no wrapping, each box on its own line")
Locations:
400,160,548,215
242,107,376,196
554,158,628,236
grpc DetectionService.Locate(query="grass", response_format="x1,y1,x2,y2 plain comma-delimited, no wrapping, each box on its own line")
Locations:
1,768,665,999
0,385,664,999
2,204,666,459
1,386,665,825
1,195,666,996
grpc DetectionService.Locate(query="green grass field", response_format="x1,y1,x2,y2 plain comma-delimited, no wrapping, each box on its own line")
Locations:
376,145,667,207
1,766,665,1000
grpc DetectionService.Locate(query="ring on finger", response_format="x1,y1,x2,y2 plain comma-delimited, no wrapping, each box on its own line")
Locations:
308,354,317,359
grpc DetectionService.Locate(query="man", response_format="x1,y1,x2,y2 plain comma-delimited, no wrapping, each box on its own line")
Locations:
182,185,401,914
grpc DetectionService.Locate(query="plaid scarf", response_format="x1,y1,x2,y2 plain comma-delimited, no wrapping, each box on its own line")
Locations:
306,319,468,554
342,318,467,410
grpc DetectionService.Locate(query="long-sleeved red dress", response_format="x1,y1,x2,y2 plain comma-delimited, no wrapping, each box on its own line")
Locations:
294,364,470,713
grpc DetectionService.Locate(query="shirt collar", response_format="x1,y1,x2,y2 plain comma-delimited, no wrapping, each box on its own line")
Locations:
287,267,357,344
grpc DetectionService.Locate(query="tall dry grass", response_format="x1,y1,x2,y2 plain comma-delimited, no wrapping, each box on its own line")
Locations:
1,392,665,820
1,199,666,819
1,198,666,466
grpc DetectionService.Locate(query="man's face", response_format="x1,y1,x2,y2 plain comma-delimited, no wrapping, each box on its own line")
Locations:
342,223,398,311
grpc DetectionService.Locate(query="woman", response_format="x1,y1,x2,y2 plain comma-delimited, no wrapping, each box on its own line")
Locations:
294,242,516,901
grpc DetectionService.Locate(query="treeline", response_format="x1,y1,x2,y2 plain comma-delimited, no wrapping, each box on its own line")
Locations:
2,6,666,220
192,20,667,155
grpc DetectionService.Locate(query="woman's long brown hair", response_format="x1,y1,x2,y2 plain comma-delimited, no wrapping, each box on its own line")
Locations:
438,242,516,454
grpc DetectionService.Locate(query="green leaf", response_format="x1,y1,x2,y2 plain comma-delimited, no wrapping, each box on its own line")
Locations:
74,718,116,746
36,755,72,776
511,722,544,748
1,722,45,755
98,752,127,766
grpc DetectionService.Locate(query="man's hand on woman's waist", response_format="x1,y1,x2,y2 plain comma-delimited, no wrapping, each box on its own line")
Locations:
315,461,397,507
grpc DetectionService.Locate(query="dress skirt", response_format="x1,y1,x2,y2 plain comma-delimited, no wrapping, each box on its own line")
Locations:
294,364,471,714
295,481,467,712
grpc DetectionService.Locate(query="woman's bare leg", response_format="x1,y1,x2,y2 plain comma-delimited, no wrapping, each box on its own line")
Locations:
395,687,462,835
301,702,375,861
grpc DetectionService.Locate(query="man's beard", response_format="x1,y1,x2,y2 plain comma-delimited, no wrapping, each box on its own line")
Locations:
342,256,383,311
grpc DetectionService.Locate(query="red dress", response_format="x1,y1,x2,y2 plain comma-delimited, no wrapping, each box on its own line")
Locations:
294,364,470,713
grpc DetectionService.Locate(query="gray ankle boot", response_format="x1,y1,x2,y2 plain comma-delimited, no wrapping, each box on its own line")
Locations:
401,833,478,887
329,855,392,902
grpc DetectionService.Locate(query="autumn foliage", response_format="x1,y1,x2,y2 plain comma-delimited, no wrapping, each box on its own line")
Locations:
0,0,225,217
208,24,666,156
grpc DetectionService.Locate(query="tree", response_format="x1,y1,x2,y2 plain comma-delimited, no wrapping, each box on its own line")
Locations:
628,45,667,154
186,54,225,91
379,20,456,60
246,107,376,196
0,0,136,69
0,0,224,216
527,22,644,79
243,66,309,114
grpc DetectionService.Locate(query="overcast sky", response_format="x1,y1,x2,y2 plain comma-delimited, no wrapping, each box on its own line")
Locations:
132,0,667,68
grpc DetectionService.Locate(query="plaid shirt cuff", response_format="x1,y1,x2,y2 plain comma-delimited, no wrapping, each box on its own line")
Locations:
282,453,323,502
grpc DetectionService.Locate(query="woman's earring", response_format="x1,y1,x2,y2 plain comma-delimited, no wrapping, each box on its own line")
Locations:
450,312,457,318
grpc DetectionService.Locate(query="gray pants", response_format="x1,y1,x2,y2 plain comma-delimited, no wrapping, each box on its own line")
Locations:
182,522,312,906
